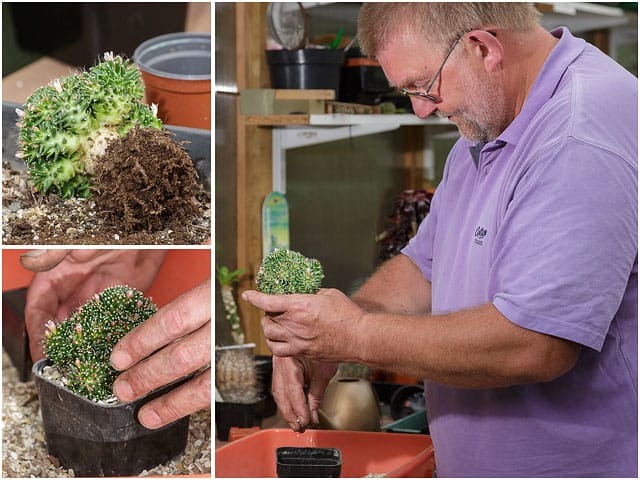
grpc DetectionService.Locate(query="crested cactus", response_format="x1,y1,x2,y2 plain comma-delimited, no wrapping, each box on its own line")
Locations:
256,249,324,295
43,285,157,402
215,348,261,403
16,52,162,198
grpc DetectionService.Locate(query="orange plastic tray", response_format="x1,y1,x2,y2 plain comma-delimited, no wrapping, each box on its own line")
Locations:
215,428,434,478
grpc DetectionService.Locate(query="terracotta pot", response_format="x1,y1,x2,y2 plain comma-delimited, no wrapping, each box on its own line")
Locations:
318,377,381,431
33,359,190,476
134,32,211,130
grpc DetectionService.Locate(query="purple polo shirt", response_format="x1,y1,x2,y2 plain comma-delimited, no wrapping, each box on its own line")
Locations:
402,28,637,477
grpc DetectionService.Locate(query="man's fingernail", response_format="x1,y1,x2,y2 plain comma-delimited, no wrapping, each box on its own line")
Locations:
113,379,134,401
110,350,132,370
139,408,162,429
21,249,47,258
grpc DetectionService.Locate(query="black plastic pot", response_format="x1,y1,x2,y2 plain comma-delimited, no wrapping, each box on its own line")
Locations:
2,287,31,382
33,359,190,476
215,394,266,441
266,48,345,93
276,447,342,478
254,355,277,418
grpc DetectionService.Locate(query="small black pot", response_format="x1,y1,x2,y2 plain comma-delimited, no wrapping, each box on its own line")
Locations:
276,447,342,478
33,359,190,477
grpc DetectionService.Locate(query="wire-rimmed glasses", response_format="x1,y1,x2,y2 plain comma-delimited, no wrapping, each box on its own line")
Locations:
400,29,472,104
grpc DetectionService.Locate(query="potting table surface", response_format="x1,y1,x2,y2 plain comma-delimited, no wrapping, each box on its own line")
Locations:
2,349,211,477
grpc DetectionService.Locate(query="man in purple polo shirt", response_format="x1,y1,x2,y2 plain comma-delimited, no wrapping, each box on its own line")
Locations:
243,3,637,476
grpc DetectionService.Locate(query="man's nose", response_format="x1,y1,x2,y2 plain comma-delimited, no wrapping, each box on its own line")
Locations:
411,98,438,119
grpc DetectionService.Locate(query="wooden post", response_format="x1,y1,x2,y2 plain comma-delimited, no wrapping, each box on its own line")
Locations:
235,3,272,355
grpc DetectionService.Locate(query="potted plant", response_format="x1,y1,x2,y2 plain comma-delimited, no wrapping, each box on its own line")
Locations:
215,265,267,440
32,285,190,476
215,345,266,441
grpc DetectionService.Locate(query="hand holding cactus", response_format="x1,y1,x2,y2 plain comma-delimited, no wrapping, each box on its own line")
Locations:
43,285,157,401
110,279,211,429
22,249,167,361
242,249,364,433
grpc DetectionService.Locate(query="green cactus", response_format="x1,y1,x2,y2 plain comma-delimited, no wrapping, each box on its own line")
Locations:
256,249,324,295
43,285,157,402
16,52,162,199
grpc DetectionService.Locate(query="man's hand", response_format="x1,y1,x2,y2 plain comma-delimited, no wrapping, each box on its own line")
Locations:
21,249,167,361
111,279,211,429
242,288,366,362
271,356,338,432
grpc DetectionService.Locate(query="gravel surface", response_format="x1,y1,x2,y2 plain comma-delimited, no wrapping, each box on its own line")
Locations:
2,350,211,477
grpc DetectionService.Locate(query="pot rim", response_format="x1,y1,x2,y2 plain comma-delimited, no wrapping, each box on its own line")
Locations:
32,358,191,409
134,32,211,81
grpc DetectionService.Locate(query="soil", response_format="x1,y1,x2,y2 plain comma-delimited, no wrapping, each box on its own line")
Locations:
2,128,210,245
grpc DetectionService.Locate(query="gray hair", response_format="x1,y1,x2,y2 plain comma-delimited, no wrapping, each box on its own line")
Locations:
358,2,541,57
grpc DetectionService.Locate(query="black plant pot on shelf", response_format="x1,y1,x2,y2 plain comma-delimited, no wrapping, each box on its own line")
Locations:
33,359,190,477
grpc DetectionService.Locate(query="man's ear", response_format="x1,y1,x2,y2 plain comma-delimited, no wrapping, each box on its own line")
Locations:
465,30,503,72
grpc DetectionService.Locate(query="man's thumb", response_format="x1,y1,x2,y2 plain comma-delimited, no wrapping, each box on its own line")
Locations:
20,250,70,272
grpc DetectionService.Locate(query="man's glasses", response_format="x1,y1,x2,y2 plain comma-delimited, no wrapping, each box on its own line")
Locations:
400,29,472,104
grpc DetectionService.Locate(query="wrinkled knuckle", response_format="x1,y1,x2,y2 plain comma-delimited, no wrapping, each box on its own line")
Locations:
161,308,189,338
173,345,199,373
124,366,155,396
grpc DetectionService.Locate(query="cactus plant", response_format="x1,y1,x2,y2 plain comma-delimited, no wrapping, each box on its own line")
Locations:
256,249,324,295
216,266,246,345
215,348,260,403
42,285,157,402
16,52,162,198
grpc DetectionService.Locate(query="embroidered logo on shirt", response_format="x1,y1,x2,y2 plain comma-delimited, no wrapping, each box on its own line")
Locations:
474,226,488,246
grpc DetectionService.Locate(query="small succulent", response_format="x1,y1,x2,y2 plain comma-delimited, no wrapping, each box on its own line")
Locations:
43,285,157,402
256,249,324,295
16,52,162,198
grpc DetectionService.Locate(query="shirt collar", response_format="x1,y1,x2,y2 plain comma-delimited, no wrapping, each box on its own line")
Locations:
496,27,586,147
464,27,586,166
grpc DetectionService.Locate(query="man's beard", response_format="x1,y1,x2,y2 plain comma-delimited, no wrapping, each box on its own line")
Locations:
437,74,510,143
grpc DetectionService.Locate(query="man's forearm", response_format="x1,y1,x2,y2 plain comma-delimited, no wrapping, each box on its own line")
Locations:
351,254,432,315
353,302,580,388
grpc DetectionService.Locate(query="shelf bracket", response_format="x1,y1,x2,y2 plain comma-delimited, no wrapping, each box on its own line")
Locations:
272,123,402,193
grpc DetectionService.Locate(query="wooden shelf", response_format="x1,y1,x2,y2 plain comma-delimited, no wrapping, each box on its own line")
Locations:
243,114,310,126
242,113,450,127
